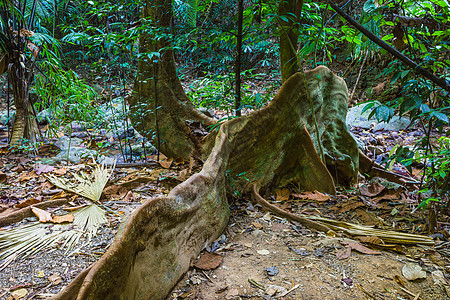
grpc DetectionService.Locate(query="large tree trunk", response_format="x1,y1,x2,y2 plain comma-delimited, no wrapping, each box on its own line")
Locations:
51,65,359,300
278,0,303,82
128,0,215,160
8,60,39,146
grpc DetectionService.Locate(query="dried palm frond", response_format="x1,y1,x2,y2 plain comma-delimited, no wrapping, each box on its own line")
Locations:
45,161,116,202
0,204,107,261
308,215,435,245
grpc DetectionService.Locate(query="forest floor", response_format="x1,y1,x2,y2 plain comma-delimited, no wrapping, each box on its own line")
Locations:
0,78,449,299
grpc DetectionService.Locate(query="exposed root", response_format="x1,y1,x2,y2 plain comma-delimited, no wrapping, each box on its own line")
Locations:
250,183,332,233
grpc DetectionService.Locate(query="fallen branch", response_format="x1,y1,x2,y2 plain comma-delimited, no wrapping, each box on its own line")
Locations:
0,198,70,227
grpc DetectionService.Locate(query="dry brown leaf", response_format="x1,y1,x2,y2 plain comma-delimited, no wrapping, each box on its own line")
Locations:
336,247,352,260
50,191,68,200
123,191,134,202
31,207,53,223
19,171,37,182
339,201,365,213
0,170,6,183
194,252,223,270
359,182,385,197
159,158,173,169
15,198,41,209
53,167,67,175
48,273,62,285
11,288,27,298
176,169,189,182
252,221,263,229
52,214,74,224
357,236,384,245
276,188,290,202
293,190,331,202
341,241,381,255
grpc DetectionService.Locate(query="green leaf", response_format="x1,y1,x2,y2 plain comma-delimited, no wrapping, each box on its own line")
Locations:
375,105,391,122
431,112,449,124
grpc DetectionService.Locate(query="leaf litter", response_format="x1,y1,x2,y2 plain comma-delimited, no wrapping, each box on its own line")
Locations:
0,111,450,299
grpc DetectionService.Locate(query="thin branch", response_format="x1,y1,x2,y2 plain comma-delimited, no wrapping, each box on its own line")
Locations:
328,0,450,92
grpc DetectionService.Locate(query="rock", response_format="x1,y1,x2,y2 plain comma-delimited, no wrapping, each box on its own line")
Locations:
55,136,84,150
97,156,117,165
346,105,376,129
373,116,411,131
198,107,215,118
0,110,15,126
36,109,52,125
265,285,287,297
100,97,127,122
347,104,411,131
53,147,97,164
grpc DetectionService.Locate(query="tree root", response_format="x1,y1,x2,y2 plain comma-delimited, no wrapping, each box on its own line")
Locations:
250,183,332,233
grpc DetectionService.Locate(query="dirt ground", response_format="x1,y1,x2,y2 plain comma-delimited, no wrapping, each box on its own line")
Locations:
168,200,449,300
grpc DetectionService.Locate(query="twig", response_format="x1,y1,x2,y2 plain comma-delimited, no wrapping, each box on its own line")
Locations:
201,270,214,283
280,284,300,297
357,284,378,299
349,51,369,103
400,287,423,300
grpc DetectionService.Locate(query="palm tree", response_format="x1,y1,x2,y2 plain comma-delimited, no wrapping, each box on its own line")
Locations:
0,0,58,147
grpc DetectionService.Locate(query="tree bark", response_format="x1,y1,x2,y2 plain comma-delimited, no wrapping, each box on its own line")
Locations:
128,0,215,160
278,0,303,82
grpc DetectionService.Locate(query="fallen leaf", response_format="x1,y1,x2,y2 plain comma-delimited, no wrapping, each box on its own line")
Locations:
19,171,37,182
52,214,74,224
276,188,290,202
48,273,62,285
35,164,55,175
194,252,223,270
123,191,134,202
357,236,384,245
338,201,365,213
0,171,7,183
251,221,263,229
402,263,426,280
336,247,352,259
341,241,381,255
11,288,27,298
257,249,270,255
292,190,331,202
15,198,41,209
176,169,189,181
359,182,385,197
31,207,53,223
159,158,173,169
53,167,67,175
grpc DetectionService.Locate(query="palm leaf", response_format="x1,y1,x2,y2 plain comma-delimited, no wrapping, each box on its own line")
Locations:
0,204,107,261
45,161,116,202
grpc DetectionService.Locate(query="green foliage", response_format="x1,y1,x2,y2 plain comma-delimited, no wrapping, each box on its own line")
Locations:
34,50,100,133
187,71,275,112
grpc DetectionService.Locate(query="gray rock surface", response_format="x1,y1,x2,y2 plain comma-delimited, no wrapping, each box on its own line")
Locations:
55,136,84,150
52,147,97,164
346,105,411,131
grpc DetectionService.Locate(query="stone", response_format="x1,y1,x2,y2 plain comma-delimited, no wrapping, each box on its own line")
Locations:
55,136,84,150
53,147,97,164
346,104,411,131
